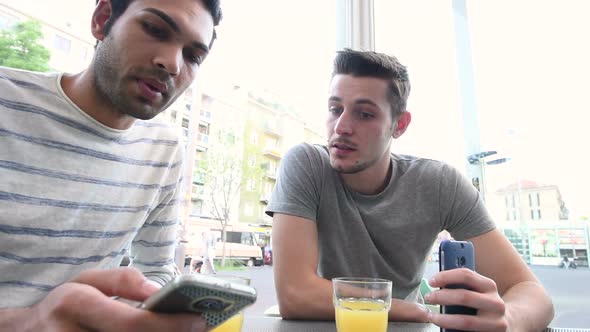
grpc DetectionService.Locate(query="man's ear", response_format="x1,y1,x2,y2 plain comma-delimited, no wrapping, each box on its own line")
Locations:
91,0,113,41
392,111,412,139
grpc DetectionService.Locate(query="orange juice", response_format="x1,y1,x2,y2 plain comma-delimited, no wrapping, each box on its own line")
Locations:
211,312,244,332
335,299,388,332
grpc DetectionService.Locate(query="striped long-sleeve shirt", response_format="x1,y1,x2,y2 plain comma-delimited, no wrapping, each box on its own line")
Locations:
0,66,184,308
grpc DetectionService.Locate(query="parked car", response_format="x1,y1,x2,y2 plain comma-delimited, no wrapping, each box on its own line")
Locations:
263,245,273,265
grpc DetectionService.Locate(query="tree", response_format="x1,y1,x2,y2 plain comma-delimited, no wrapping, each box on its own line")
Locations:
0,20,51,72
200,130,264,267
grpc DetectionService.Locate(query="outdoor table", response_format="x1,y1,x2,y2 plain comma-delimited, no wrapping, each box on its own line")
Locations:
242,315,589,332
243,315,437,331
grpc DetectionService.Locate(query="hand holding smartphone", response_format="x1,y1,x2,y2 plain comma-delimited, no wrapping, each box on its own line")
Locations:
141,274,257,328
438,240,477,332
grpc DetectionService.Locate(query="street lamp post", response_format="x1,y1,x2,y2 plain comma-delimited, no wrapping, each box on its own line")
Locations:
467,150,510,203
467,151,530,263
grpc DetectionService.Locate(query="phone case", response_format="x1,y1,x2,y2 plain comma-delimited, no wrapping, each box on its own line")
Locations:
439,240,477,332
141,274,257,327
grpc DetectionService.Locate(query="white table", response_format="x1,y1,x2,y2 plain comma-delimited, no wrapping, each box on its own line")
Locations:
242,315,440,332
242,315,589,332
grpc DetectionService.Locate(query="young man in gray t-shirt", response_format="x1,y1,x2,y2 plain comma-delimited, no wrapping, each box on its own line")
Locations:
266,49,553,331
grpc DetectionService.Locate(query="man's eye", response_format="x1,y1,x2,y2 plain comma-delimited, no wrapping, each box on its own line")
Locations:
329,107,343,115
142,22,167,39
184,50,204,65
359,112,374,120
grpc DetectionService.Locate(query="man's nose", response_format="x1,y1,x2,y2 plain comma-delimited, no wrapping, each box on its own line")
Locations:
334,110,353,135
154,46,182,76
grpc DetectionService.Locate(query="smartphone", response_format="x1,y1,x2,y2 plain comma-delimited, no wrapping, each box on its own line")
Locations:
141,274,257,328
439,240,477,332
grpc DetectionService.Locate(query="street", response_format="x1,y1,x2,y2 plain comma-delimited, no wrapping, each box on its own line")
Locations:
226,263,590,329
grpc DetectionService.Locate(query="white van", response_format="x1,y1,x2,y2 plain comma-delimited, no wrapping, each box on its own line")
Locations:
211,229,263,267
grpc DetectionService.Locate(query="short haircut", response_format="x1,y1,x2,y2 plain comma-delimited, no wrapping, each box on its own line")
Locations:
333,49,411,118
97,0,222,48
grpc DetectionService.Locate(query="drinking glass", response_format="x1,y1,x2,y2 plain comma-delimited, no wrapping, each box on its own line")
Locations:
332,277,392,332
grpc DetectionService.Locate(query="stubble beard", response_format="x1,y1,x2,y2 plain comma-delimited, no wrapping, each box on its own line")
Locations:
330,156,376,174
93,37,168,120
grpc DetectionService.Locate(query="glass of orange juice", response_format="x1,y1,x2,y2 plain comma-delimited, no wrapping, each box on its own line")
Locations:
332,277,392,332
211,275,250,332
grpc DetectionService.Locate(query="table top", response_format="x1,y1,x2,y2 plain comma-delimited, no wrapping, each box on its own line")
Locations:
242,315,440,332
242,315,589,332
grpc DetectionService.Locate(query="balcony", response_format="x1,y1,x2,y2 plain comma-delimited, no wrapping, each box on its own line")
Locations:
191,185,205,201
263,147,282,160
200,109,211,124
264,124,281,138
259,194,270,205
264,170,277,181
192,172,206,185
196,133,209,151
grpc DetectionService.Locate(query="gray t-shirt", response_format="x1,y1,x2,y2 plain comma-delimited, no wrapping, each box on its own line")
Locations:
266,143,495,300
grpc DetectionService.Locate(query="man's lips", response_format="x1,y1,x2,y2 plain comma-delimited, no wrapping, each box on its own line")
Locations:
139,78,168,94
136,78,169,102
330,142,357,157
331,142,356,151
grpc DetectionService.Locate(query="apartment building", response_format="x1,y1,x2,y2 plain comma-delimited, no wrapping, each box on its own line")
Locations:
165,85,323,256
494,179,569,223
0,1,95,73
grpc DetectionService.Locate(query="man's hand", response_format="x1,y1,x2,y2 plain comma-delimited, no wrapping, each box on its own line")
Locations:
2,268,207,332
425,268,509,332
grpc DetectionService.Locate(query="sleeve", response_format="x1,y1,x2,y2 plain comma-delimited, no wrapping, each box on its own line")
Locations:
265,143,322,222
439,163,496,240
129,147,185,285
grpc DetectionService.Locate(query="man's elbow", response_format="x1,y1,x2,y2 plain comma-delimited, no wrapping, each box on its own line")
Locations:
276,286,309,320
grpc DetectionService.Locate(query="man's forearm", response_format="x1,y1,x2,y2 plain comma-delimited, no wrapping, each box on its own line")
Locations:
279,279,430,322
278,278,335,320
503,281,554,331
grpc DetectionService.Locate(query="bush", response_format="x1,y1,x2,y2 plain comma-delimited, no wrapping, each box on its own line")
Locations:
214,259,247,271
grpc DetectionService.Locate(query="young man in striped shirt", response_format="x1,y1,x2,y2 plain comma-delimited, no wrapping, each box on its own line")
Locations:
0,0,221,330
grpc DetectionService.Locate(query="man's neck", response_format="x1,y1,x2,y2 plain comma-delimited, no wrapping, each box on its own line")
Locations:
60,69,135,130
340,156,393,195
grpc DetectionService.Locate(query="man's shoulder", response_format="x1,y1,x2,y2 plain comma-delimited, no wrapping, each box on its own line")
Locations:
0,66,58,91
393,153,461,178
287,142,328,159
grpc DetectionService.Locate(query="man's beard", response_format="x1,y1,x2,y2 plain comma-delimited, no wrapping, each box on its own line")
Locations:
330,159,375,174
93,37,174,120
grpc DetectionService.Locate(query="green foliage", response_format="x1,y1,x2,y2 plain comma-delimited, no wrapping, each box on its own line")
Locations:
0,20,51,72
214,259,247,271
198,128,265,267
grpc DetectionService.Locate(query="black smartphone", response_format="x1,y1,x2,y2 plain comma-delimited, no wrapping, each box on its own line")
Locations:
438,240,477,332
141,274,257,328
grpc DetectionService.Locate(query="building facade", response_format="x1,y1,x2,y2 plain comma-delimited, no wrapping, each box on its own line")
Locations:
0,1,95,73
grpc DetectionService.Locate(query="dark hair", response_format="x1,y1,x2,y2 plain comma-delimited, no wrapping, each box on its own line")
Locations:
98,0,222,48
333,48,410,118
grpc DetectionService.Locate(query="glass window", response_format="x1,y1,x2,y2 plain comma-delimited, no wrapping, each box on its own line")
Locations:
376,0,590,327
244,202,253,216
0,13,19,29
53,34,71,54
375,0,466,168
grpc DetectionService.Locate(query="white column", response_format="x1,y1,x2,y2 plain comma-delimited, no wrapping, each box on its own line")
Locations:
336,0,374,51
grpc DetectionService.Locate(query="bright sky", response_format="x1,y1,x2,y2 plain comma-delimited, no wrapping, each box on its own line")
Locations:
3,0,587,218
375,0,590,219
